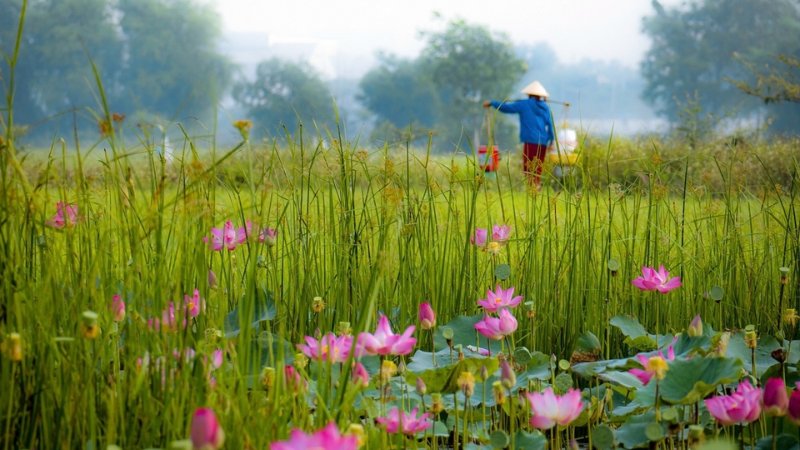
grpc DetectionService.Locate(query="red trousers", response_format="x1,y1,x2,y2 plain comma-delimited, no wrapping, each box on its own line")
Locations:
523,142,548,186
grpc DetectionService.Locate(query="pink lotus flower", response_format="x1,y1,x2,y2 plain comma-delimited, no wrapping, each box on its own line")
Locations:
763,377,789,416
270,422,358,450
477,285,523,313
359,315,417,356
526,387,584,429
628,346,676,385
297,332,357,363
259,227,278,246
704,379,762,426
474,308,518,340
471,227,488,246
352,362,370,387
184,289,202,318
632,265,682,293
190,407,225,450
205,220,248,251
376,407,432,435
110,294,125,322
47,202,79,228
492,224,511,242
418,302,436,330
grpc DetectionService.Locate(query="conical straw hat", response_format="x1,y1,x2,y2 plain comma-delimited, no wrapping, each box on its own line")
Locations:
521,81,549,98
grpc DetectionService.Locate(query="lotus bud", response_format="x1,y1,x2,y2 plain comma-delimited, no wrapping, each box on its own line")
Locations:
352,362,370,388
763,378,789,416
207,269,217,289
81,310,101,339
418,302,436,330
687,314,703,337
430,393,445,414
457,371,475,397
480,364,489,381
500,358,516,389
110,294,126,322
190,407,225,450
789,387,800,425
711,332,731,357
416,377,427,395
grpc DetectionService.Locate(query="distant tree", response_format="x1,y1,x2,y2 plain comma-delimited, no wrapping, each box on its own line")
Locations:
0,0,123,132
114,0,232,121
358,54,439,130
233,58,336,138
0,0,232,139
419,18,526,150
641,0,800,134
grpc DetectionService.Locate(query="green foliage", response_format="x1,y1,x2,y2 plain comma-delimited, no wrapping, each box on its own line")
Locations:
233,58,336,138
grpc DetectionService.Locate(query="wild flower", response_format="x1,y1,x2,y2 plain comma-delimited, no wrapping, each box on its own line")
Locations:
259,227,278,246
204,220,248,251
184,289,202,318
491,224,511,241
477,285,523,313
190,408,225,450
526,387,584,429
704,379,762,426
631,265,682,293
418,302,436,330
375,407,432,435
474,308,518,340
47,202,79,228
297,332,357,363
358,314,416,356
270,422,358,450
471,227,488,246
629,346,675,385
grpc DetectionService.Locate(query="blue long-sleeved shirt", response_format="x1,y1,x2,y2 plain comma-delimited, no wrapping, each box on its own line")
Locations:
489,98,554,145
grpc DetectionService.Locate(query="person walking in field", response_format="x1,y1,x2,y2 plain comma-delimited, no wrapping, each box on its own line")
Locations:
483,81,554,189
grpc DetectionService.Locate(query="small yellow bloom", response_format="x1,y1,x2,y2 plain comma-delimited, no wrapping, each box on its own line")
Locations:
2,333,23,362
347,423,366,447
233,119,253,140
380,360,397,384
294,352,309,370
783,308,799,327
311,296,325,313
261,367,276,390
457,371,475,397
492,381,506,405
645,356,669,381
430,393,445,414
485,241,502,255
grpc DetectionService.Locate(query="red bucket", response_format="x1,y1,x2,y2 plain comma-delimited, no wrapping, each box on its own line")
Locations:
478,145,499,172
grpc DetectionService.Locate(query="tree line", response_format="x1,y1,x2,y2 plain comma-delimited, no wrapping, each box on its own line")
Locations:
1,0,799,150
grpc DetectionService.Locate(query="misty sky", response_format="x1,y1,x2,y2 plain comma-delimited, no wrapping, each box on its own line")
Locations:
214,0,685,77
